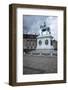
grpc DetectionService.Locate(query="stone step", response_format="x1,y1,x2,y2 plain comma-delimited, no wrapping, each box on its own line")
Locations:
27,49,57,56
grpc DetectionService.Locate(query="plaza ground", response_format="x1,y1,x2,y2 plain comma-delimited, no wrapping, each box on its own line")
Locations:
23,55,57,75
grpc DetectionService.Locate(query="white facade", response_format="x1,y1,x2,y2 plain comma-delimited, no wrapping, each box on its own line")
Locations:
36,23,54,49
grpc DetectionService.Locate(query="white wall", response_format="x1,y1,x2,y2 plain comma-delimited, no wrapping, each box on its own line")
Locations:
0,0,68,90
37,38,53,49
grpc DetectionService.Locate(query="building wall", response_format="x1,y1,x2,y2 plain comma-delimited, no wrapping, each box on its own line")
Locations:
36,37,53,49
23,38,37,50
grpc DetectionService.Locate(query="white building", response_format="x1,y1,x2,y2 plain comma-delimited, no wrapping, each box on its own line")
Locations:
36,22,54,50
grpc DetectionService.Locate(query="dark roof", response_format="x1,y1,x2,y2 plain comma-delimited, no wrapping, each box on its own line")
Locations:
23,34,38,39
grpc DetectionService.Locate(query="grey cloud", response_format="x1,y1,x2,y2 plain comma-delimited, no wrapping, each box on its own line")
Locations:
23,15,58,40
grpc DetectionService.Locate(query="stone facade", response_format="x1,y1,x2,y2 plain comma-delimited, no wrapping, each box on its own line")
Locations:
23,34,37,50
36,22,54,50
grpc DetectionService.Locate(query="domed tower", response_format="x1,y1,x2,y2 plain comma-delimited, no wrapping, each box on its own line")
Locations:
36,22,54,50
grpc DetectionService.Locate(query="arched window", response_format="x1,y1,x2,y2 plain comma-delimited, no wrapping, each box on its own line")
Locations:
51,40,53,45
39,40,42,45
45,39,48,45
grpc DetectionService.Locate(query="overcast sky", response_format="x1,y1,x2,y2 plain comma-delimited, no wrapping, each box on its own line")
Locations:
23,15,58,40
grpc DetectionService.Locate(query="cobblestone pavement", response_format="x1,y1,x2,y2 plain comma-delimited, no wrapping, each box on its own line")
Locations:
23,55,57,75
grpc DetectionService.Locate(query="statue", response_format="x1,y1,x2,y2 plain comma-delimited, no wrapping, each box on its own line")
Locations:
40,22,51,35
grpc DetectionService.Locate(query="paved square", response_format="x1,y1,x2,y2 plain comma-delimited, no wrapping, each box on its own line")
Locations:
23,55,57,75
